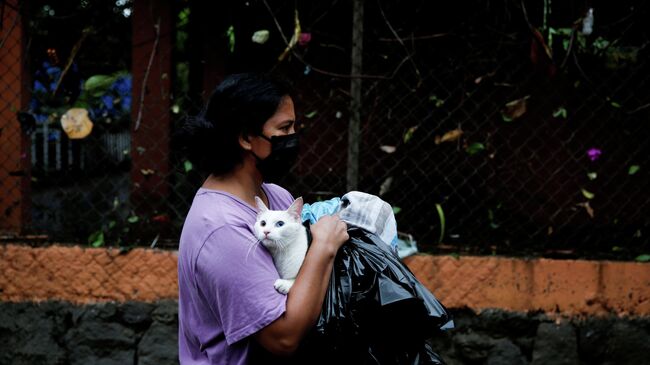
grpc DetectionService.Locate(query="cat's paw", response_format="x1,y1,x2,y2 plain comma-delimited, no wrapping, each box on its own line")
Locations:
274,279,294,294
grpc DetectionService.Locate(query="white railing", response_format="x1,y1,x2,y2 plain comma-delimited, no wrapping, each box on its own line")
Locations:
31,124,130,172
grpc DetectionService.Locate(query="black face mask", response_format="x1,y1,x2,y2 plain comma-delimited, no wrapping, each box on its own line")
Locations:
253,133,300,183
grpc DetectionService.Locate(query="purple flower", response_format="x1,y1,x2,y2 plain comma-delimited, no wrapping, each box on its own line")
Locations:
102,95,115,110
34,113,48,124
587,148,602,161
121,95,131,111
112,75,131,96
33,80,47,93
298,32,312,46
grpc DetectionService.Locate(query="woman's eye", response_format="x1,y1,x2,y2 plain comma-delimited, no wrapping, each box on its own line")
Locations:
275,221,284,227
260,221,266,227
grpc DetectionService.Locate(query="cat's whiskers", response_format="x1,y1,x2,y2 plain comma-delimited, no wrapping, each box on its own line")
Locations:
277,238,289,250
245,237,262,262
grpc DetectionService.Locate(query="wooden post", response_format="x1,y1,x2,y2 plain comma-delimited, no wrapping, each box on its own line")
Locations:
187,0,227,105
347,0,364,191
0,0,31,234
130,0,173,214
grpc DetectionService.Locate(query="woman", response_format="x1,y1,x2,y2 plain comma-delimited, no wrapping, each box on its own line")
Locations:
177,73,348,364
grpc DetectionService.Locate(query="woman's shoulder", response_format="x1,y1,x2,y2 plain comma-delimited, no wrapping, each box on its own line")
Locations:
263,183,294,209
182,191,254,240
262,183,292,197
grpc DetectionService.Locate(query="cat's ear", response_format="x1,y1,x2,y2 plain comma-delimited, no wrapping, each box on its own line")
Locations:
255,196,268,212
287,197,304,221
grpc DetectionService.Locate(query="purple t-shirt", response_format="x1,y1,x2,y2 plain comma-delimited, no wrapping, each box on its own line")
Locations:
178,183,294,364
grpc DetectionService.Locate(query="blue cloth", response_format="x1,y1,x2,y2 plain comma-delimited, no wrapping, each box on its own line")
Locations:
301,198,341,224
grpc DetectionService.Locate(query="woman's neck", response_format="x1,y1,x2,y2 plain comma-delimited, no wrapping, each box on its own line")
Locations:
202,163,267,207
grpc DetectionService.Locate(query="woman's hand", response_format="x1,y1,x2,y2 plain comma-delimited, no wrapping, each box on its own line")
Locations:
310,215,349,256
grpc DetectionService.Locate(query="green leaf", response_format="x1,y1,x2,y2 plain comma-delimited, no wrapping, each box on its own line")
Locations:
428,95,445,108
610,101,621,108
392,206,402,215
581,188,595,200
88,230,105,247
466,142,485,155
552,107,567,119
84,75,117,96
487,208,500,229
305,110,318,118
226,25,235,53
593,37,610,51
127,215,139,224
183,160,193,173
635,254,650,262
435,203,445,244
108,221,117,230
628,165,640,175
403,126,418,143
587,172,598,180
611,246,622,252
448,252,460,260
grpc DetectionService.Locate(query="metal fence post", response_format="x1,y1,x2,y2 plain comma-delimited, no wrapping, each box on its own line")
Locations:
347,0,364,191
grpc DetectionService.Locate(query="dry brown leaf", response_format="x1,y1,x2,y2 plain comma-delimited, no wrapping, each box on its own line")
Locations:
434,129,463,144
577,201,594,218
140,169,155,176
501,96,530,122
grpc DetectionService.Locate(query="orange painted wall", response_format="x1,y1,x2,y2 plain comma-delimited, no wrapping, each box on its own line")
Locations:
1,244,649,317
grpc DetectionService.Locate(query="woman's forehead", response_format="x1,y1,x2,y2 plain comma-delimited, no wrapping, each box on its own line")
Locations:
265,97,295,126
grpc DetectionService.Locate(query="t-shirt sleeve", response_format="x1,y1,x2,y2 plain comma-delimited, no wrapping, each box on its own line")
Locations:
195,224,287,345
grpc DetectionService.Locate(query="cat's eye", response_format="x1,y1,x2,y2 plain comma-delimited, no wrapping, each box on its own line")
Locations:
275,221,284,227
260,220,266,227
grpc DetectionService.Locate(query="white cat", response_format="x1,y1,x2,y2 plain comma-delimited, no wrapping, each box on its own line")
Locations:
254,196,308,294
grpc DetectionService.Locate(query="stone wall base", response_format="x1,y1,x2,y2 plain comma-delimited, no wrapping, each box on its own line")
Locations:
2,301,649,365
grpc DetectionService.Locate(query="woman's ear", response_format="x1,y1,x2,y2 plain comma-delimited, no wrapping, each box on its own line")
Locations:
238,133,253,151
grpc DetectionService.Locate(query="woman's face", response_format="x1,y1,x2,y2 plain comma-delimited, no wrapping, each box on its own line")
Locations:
250,96,296,159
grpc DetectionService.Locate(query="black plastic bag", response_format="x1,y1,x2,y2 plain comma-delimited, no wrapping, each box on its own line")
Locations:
296,226,452,364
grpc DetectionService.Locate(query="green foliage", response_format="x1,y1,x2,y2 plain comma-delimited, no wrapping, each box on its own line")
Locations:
226,25,235,53
552,106,567,119
184,160,193,173
635,254,650,262
88,230,104,247
435,203,445,244
466,143,485,155
581,189,595,200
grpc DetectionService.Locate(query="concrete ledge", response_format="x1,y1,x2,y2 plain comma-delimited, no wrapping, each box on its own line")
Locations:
1,244,649,316
404,254,650,316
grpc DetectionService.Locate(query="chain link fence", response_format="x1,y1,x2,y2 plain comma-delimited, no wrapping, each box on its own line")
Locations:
1,0,648,259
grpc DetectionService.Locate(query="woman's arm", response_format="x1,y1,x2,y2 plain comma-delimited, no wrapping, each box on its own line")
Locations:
253,215,348,355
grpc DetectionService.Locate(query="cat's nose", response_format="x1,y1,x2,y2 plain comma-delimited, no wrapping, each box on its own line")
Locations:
263,231,270,236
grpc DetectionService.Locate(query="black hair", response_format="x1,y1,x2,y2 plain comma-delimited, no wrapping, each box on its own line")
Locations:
177,73,291,176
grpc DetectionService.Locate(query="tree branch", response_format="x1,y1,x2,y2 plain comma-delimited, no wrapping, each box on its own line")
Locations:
262,0,389,80
134,17,161,131
53,27,92,96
